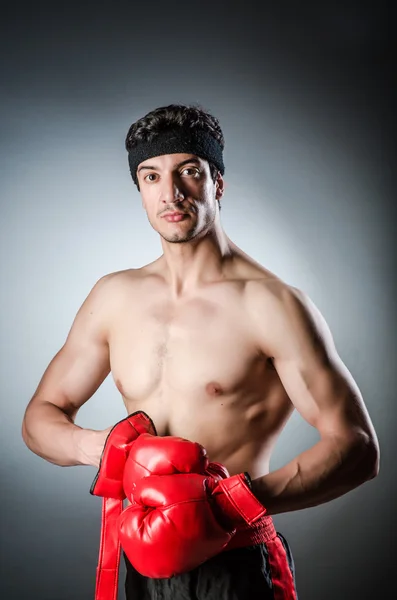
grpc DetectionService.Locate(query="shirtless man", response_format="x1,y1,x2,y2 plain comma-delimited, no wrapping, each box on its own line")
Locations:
22,104,380,600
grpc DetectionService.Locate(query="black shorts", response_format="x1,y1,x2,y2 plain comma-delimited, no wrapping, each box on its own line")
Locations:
124,532,298,599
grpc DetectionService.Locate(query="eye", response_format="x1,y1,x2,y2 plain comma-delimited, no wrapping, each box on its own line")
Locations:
181,167,200,178
144,173,158,182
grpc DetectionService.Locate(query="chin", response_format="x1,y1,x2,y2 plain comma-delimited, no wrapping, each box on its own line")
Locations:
160,233,196,243
160,224,203,243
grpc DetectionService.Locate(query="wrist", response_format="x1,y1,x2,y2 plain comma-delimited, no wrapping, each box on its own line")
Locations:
73,427,102,467
213,473,267,527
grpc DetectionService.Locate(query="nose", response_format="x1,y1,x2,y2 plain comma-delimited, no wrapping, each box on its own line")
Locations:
160,174,185,204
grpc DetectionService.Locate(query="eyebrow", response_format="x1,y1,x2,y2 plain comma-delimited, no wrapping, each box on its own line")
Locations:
137,157,201,173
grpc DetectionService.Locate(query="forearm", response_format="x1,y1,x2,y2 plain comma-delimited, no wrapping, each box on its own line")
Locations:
22,399,100,467
251,433,379,515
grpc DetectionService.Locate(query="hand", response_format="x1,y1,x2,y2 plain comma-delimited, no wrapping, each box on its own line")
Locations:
90,411,157,499
122,433,218,501
117,435,234,578
206,472,267,528
90,412,157,600
119,473,234,578
122,433,230,501
74,426,113,468
119,468,267,578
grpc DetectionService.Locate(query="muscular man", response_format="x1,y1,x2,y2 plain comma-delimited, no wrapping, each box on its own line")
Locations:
22,104,380,599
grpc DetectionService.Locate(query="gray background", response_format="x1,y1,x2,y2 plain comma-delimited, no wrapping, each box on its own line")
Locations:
1,1,395,599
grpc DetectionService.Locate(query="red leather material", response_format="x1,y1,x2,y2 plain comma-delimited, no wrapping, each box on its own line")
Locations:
204,460,230,480
90,411,156,499
119,473,234,578
118,437,232,579
91,411,156,600
94,497,123,600
118,465,270,579
224,514,277,550
210,473,267,526
122,434,210,500
92,426,271,589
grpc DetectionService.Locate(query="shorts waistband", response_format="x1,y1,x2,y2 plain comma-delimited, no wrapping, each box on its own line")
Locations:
223,515,277,551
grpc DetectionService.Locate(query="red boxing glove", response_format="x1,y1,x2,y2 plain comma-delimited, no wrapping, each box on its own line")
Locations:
119,473,234,578
120,470,266,578
207,472,267,528
122,433,227,500
119,435,230,579
89,411,156,600
90,411,156,500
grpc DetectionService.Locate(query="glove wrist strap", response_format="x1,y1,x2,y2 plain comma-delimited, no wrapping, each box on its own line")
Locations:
95,497,123,600
218,473,267,526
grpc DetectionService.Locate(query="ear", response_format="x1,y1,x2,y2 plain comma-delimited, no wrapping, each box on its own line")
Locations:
215,173,225,201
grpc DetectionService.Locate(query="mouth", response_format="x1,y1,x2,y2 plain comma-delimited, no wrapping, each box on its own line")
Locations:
162,212,188,222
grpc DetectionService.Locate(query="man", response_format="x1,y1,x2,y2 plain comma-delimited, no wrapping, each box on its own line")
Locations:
22,104,379,599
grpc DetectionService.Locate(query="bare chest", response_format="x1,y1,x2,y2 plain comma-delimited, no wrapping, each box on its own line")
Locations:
108,293,266,405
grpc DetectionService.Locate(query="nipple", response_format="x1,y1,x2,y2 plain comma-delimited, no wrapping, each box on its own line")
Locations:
206,381,223,396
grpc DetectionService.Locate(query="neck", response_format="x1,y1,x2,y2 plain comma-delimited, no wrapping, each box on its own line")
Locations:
159,221,234,297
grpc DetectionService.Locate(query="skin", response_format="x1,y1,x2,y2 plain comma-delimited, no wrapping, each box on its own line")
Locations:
22,151,380,515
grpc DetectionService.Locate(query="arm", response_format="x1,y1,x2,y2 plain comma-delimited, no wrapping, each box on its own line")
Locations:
22,275,114,468
249,284,380,515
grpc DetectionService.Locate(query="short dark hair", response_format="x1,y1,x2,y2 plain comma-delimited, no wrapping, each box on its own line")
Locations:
125,103,225,185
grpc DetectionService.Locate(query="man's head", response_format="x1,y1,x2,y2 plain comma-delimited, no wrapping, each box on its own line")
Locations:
125,104,225,244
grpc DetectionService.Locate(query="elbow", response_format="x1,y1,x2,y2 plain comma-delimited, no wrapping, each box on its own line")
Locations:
21,404,38,452
21,416,32,450
364,440,380,481
353,433,380,482
21,414,27,442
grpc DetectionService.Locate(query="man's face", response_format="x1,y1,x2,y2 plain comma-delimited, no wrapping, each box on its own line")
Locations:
136,153,224,243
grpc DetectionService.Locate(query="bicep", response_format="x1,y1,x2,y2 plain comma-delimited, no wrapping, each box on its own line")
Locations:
28,277,112,419
274,348,370,440
265,288,375,441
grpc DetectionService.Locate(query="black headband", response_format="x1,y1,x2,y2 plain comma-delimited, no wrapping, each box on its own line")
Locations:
128,128,225,185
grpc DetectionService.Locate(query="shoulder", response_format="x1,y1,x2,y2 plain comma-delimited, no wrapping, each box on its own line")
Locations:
81,268,144,308
232,253,308,322
244,276,332,355
244,271,303,314
92,267,149,290
86,264,166,306
87,268,130,292
231,250,298,304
